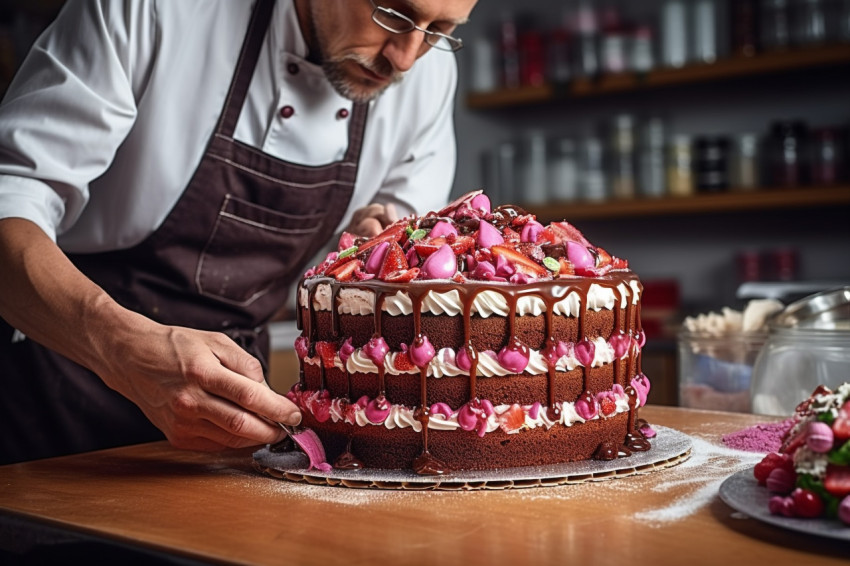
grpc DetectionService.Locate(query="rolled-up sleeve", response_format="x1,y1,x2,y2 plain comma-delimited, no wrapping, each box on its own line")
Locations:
0,0,150,240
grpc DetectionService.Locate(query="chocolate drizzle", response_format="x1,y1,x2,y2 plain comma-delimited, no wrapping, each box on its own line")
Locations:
296,272,646,470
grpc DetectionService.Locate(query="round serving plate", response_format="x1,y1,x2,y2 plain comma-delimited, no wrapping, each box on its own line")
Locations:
253,425,692,491
719,469,850,542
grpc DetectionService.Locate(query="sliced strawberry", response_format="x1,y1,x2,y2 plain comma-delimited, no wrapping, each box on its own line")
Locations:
383,267,420,283
435,190,483,217
498,403,526,433
539,221,591,247
508,214,536,228
378,241,409,280
824,464,850,497
337,231,357,252
502,226,521,243
414,235,474,257
558,257,575,276
393,351,415,371
314,341,337,368
357,221,409,254
595,246,613,269
491,245,549,278
612,256,629,269
326,258,362,281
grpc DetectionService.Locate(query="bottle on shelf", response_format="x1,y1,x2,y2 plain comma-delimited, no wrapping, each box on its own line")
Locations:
661,0,689,67
731,0,761,56
571,0,600,78
730,133,761,191
766,120,810,187
520,131,548,204
692,0,719,64
548,137,578,202
638,117,668,198
668,135,695,196
499,12,521,89
791,0,828,46
608,114,637,199
578,136,607,201
761,0,792,51
694,136,731,192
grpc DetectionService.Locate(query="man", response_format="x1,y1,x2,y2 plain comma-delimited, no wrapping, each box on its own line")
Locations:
0,0,477,464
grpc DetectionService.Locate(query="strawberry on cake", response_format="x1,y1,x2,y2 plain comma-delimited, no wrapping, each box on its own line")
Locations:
287,191,653,474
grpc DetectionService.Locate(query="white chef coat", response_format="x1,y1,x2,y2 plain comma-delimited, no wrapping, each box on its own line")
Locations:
0,0,458,253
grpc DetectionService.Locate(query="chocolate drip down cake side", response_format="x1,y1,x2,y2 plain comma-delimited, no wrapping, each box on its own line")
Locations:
288,191,654,474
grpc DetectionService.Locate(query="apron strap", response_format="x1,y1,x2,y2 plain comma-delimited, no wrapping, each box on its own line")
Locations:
216,0,277,138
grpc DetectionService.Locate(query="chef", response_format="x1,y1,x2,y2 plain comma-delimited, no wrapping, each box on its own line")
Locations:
0,0,477,464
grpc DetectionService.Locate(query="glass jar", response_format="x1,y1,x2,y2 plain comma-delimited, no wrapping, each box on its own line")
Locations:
810,127,843,186
630,25,655,73
678,330,768,413
766,120,809,188
667,135,695,196
791,0,827,45
692,0,718,64
548,137,578,202
572,1,599,78
661,0,689,67
731,133,761,191
638,117,667,197
751,287,850,416
761,0,792,51
732,0,760,56
608,114,636,199
579,136,607,201
519,131,548,204
695,136,731,192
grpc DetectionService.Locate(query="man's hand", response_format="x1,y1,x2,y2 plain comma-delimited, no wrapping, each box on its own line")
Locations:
97,318,301,451
345,203,399,238
0,218,300,453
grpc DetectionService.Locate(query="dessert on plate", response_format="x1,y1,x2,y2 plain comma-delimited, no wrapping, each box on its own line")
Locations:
285,191,653,474
753,382,850,525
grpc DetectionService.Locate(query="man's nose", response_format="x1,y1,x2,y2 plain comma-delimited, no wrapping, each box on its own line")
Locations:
382,31,428,73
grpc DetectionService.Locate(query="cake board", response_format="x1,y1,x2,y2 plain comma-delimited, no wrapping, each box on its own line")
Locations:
253,425,692,491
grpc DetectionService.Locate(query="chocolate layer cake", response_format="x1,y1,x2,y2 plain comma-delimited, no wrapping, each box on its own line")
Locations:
288,191,652,474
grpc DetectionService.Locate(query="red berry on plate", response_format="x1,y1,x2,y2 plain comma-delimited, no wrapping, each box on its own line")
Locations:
766,467,796,494
791,488,825,518
754,452,792,486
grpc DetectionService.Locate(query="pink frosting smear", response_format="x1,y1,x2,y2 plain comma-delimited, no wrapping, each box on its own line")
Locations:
289,428,332,473
362,337,389,367
574,339,595,367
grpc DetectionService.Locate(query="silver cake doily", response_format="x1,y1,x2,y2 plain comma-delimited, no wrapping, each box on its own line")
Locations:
253,425,692,491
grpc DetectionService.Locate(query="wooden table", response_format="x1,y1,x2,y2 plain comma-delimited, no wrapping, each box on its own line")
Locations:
1,406,847,565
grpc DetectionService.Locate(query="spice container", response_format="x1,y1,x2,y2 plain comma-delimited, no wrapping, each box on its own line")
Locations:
695,136,731,192
761,0,792,51
732,0,760,56
548,137,578,202
572,1,599,78
668,135,695,196
638,117,667,197
608,114,637,199
661,0,689,67
692,0,719,64
810,127,842,186
578,136,607,201
519,131,547,204
630,25,655,73
730,133,760,190
519,31,546,87
766,120,809,188
791,0,827,45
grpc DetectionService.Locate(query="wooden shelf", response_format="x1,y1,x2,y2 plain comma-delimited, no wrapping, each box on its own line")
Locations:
467,44,850,109
522,185,850,223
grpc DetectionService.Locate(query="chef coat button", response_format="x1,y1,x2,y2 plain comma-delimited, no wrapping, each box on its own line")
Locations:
287,63,299,75
337,108,350,120
280,105,295,119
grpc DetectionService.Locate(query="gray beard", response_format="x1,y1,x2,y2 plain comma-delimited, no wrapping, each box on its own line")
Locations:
322,54,403,103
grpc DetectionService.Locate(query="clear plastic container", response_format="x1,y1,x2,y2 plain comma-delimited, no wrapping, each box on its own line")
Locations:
678,330,767,413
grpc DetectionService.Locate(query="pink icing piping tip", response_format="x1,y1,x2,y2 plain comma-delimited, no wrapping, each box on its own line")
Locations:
287,428,332,472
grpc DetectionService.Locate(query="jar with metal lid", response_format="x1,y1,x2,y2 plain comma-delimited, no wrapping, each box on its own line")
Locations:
695,136,731,192
751,287,850,416
667,135,695,196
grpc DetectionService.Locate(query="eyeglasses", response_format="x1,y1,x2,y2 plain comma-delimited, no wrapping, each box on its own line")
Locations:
369,1,463,52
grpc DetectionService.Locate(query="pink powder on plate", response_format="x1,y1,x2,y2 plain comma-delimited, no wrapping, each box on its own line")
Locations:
721,418,796,453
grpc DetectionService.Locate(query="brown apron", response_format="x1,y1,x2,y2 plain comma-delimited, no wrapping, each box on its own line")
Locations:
0,0,368,464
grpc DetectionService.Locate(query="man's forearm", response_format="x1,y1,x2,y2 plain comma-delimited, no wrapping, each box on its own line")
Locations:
0,217,136,377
